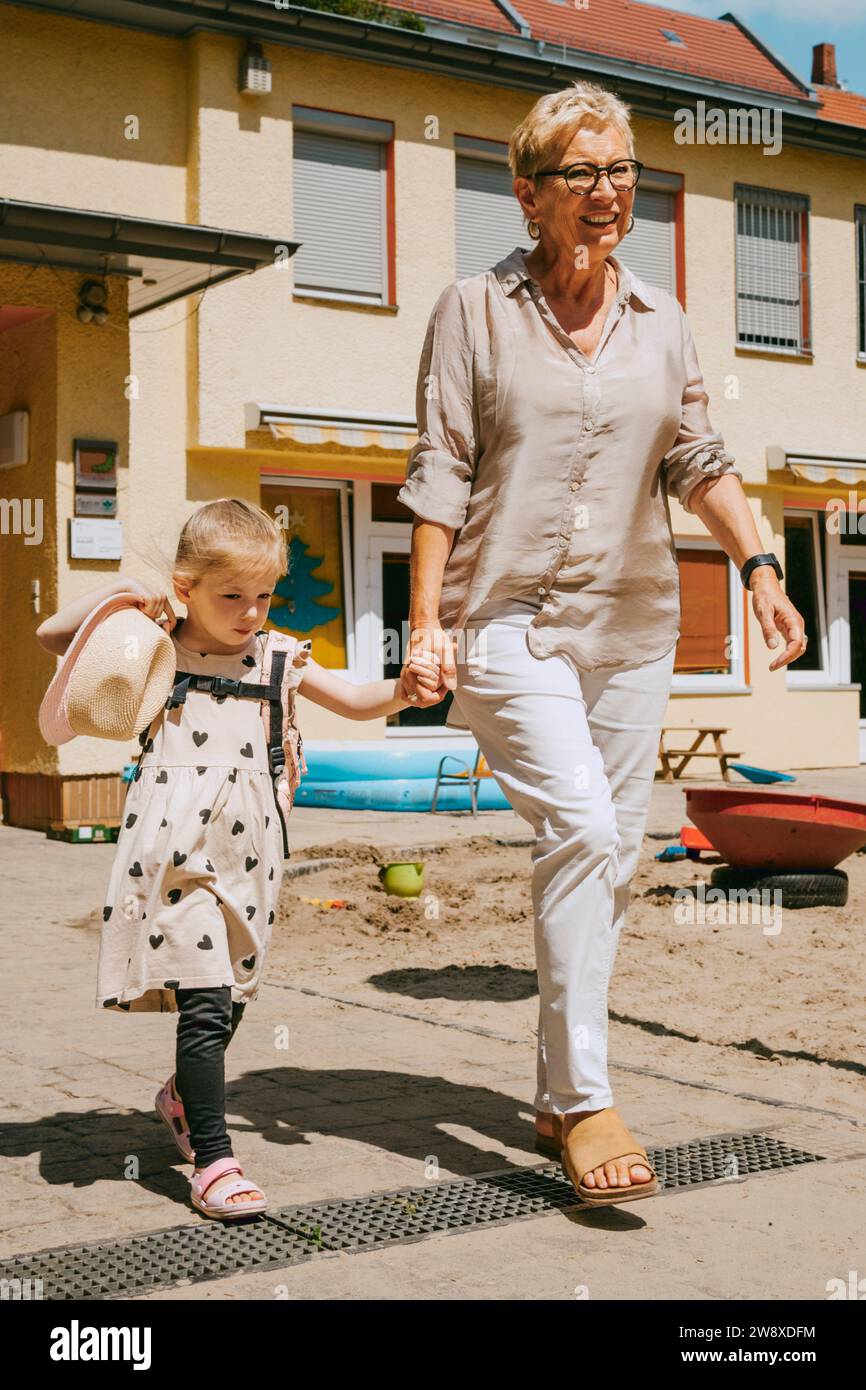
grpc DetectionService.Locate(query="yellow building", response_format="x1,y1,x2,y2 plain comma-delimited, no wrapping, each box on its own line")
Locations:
1,0,864,829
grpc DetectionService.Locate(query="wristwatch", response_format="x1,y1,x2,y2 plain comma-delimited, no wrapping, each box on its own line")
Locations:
740,552,783,589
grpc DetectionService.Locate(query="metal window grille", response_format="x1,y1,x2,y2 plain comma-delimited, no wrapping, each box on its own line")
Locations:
735,184,810,352
856,206,866,358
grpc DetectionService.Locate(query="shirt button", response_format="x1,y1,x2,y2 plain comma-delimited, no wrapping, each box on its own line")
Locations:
537,585,546,595
570,479,579,490
586,365,595,374
584,420,594,431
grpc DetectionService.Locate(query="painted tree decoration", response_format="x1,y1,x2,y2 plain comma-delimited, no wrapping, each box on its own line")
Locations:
269,535,341,632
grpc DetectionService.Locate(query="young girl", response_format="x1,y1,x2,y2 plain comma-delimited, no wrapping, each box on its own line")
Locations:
36,498,443,1220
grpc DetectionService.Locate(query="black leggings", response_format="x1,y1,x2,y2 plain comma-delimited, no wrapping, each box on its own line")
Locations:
175,988,245,1169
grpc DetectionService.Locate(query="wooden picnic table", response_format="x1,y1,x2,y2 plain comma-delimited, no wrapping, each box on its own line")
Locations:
657,726,741,783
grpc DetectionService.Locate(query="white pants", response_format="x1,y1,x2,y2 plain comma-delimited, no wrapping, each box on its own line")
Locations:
451,598,676,1115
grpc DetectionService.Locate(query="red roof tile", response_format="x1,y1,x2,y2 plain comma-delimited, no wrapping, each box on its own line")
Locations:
388,0,812,100
814,84,866,130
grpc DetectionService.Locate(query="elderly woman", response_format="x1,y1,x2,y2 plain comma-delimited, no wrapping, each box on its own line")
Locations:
398,80,806,1207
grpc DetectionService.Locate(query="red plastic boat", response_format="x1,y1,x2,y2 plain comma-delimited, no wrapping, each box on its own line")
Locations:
684,786,866,871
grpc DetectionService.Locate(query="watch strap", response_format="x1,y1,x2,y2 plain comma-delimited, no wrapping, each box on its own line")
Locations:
741,552,783,589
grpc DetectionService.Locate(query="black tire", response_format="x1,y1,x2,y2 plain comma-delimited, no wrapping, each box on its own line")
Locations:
709,865,848,908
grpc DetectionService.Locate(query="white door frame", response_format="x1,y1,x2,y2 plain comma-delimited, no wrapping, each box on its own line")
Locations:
826,525,866,761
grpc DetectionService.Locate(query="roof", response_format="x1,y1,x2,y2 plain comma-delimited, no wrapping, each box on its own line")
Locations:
0,198,299,315
387,0,811,101
814,85,866,130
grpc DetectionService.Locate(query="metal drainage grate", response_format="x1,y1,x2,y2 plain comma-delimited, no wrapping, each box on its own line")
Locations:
0,1131,826,1300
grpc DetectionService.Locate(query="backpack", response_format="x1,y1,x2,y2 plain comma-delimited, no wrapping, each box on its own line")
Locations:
161,628,311,859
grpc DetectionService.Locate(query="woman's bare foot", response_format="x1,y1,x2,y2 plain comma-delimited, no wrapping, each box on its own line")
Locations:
561,1108,653,1190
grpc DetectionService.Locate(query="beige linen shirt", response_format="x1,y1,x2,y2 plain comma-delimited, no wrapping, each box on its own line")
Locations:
398,245,742,728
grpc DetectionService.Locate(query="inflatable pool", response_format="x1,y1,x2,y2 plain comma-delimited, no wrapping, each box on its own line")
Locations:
295,747,511,812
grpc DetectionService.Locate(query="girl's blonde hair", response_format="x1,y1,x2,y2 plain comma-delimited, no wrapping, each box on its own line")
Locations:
508,80,635,185
173,498,287,588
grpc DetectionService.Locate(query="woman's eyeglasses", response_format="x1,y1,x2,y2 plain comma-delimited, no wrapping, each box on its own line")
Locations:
533,160,644,194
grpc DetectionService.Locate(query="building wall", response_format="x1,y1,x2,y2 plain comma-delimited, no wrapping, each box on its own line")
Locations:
0,5,863,768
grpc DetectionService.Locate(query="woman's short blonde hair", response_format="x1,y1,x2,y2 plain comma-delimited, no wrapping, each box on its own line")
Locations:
173,497,287,588
508,80,635,182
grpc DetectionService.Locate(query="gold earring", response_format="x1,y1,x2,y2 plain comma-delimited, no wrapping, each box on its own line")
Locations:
528,219,540,240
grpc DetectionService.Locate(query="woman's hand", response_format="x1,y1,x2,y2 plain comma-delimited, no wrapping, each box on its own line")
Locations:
398,652,443,706
400,625,457,706
750,574,808,671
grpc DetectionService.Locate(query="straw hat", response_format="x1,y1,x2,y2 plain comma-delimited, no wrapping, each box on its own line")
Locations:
39,591,177,745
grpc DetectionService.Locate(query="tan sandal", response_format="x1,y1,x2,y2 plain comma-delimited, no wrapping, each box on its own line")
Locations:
560,1107,659,1206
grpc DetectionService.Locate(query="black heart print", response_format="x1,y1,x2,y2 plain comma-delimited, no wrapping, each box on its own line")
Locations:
231,820,244,836
268,866,274,881
197,935,213,951
167,888,182,904
173,850,187,867
245,856,258,871
156,770,168,784
246,906,256,920
242,655,256,667
215,694,228,704
242,955,255,970
265,816,269,827
164,979,179,989
268,910,274,925
205,859,215,873
160,818,168,828
103,998,118,1009
228,769,237,783
129,862,143,878
149,934,164,949
102,906,112,921
197,767,206,776
125,813,137,829
192,730,208,747
239,743,253,759
199,809,210,824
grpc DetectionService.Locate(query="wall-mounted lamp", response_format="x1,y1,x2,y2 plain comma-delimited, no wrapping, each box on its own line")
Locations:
239,41,272,95
76,279,109,325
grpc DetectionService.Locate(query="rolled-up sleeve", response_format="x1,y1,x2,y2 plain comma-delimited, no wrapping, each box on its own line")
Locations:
397,282,477,530
662,307,743,514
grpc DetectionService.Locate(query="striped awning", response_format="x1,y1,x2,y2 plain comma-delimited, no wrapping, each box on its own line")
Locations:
767,445,866,486
246,403,419,452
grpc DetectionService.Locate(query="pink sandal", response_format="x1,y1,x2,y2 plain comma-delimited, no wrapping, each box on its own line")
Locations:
190,1157,268,1221
154,1075,194,1163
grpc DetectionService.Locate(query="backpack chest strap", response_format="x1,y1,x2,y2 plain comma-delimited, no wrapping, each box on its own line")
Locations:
165,671,280,711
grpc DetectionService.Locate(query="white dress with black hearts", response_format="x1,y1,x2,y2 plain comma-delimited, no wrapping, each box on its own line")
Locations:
96,626,286,1014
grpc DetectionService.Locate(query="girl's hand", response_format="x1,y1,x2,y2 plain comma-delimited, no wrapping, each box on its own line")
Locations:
400,625,456,706
124,579,178,631
399,653,443,706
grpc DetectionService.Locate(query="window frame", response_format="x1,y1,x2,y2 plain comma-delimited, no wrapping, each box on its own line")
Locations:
259,474,356,676
670,537,748,694
783,508,831,687
734,182,812,357
291,105,394,308
856,204,866,362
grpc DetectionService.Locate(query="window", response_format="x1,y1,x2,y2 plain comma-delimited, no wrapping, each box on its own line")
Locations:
735,184,811,353
292,107,392,305
857,205,866,359
455,135,527,279
784,510,831,685
611,169,682,296
672,541,746,692
260,478,353,669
